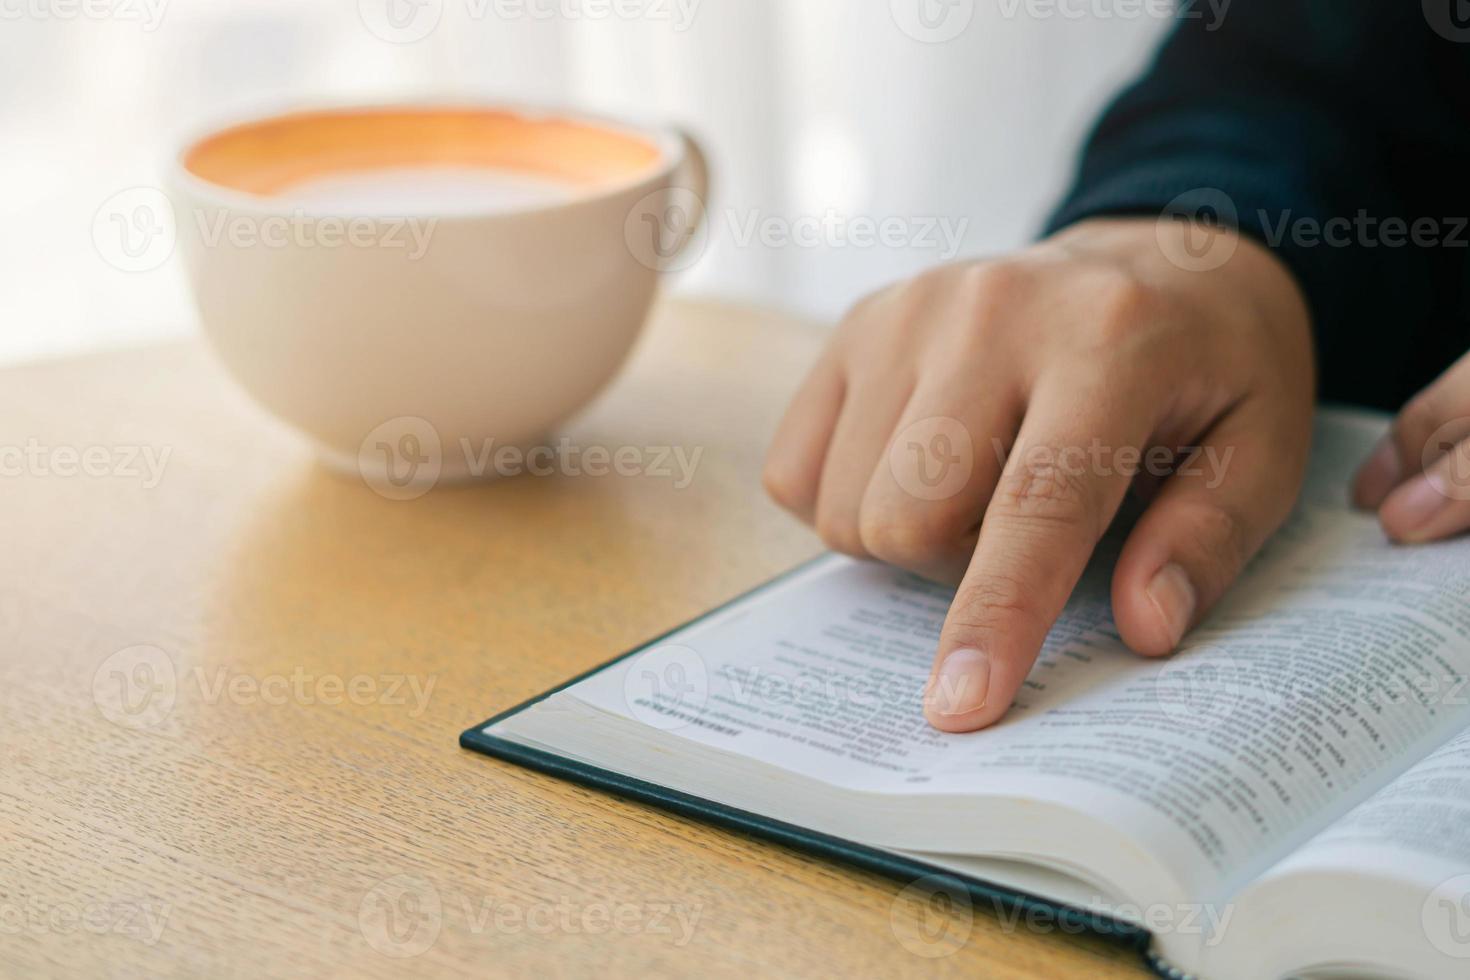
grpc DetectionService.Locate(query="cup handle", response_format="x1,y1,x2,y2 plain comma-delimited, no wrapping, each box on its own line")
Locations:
667,128,710,267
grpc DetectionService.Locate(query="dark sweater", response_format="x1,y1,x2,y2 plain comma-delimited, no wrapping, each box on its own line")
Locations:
1046,2,1470,411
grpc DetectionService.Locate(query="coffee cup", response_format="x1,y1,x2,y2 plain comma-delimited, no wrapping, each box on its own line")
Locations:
168,102,707,489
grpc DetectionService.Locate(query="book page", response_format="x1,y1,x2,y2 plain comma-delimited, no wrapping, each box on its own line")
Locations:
1266,725,1470,888
1210,727,1470,978
988,511,1470,900
542,410,1470,899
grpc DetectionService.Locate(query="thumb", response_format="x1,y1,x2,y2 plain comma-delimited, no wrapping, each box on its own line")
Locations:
1111,404,1311,656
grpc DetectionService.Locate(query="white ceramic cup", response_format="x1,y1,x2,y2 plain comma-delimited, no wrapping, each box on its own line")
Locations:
168,103,707,489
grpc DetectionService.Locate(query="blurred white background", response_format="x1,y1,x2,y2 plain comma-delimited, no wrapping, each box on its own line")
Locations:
0,0,1172,365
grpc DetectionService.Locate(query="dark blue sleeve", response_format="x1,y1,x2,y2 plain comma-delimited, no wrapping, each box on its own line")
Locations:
1046,3,1470,409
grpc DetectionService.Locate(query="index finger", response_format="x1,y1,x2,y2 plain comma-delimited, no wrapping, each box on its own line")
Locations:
923,374,1154,731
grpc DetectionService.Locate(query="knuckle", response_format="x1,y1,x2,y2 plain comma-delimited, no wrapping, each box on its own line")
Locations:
761,455,810,514
843,280,930,358
1083,272,1163,347
959,261,1027,323
948,571,1040,636
1181,501,1252,578
993,453,1100,538
859,509,961,567
846,282,896,323
895,271,938,311
836,284,900,344
1397,390,1445,451
815,511,866,557
962,258,1024,294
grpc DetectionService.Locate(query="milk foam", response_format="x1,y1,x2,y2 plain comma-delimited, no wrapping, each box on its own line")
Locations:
282,166,580,213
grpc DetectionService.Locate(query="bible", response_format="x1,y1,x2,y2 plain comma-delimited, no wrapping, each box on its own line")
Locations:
462,409,1470,979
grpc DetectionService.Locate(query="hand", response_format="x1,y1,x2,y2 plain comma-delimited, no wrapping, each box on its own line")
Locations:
1353,351,1470,541
763,217,1315,732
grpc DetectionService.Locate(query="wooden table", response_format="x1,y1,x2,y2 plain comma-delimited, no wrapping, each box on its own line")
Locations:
0,299,1146,978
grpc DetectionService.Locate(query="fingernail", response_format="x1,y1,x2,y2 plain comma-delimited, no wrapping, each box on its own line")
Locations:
928,648,990,716
1146,563,1196,650
1382,472,1449,541
1353,438,1402,509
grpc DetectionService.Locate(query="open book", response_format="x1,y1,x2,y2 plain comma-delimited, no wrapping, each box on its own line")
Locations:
463,410,1470,980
